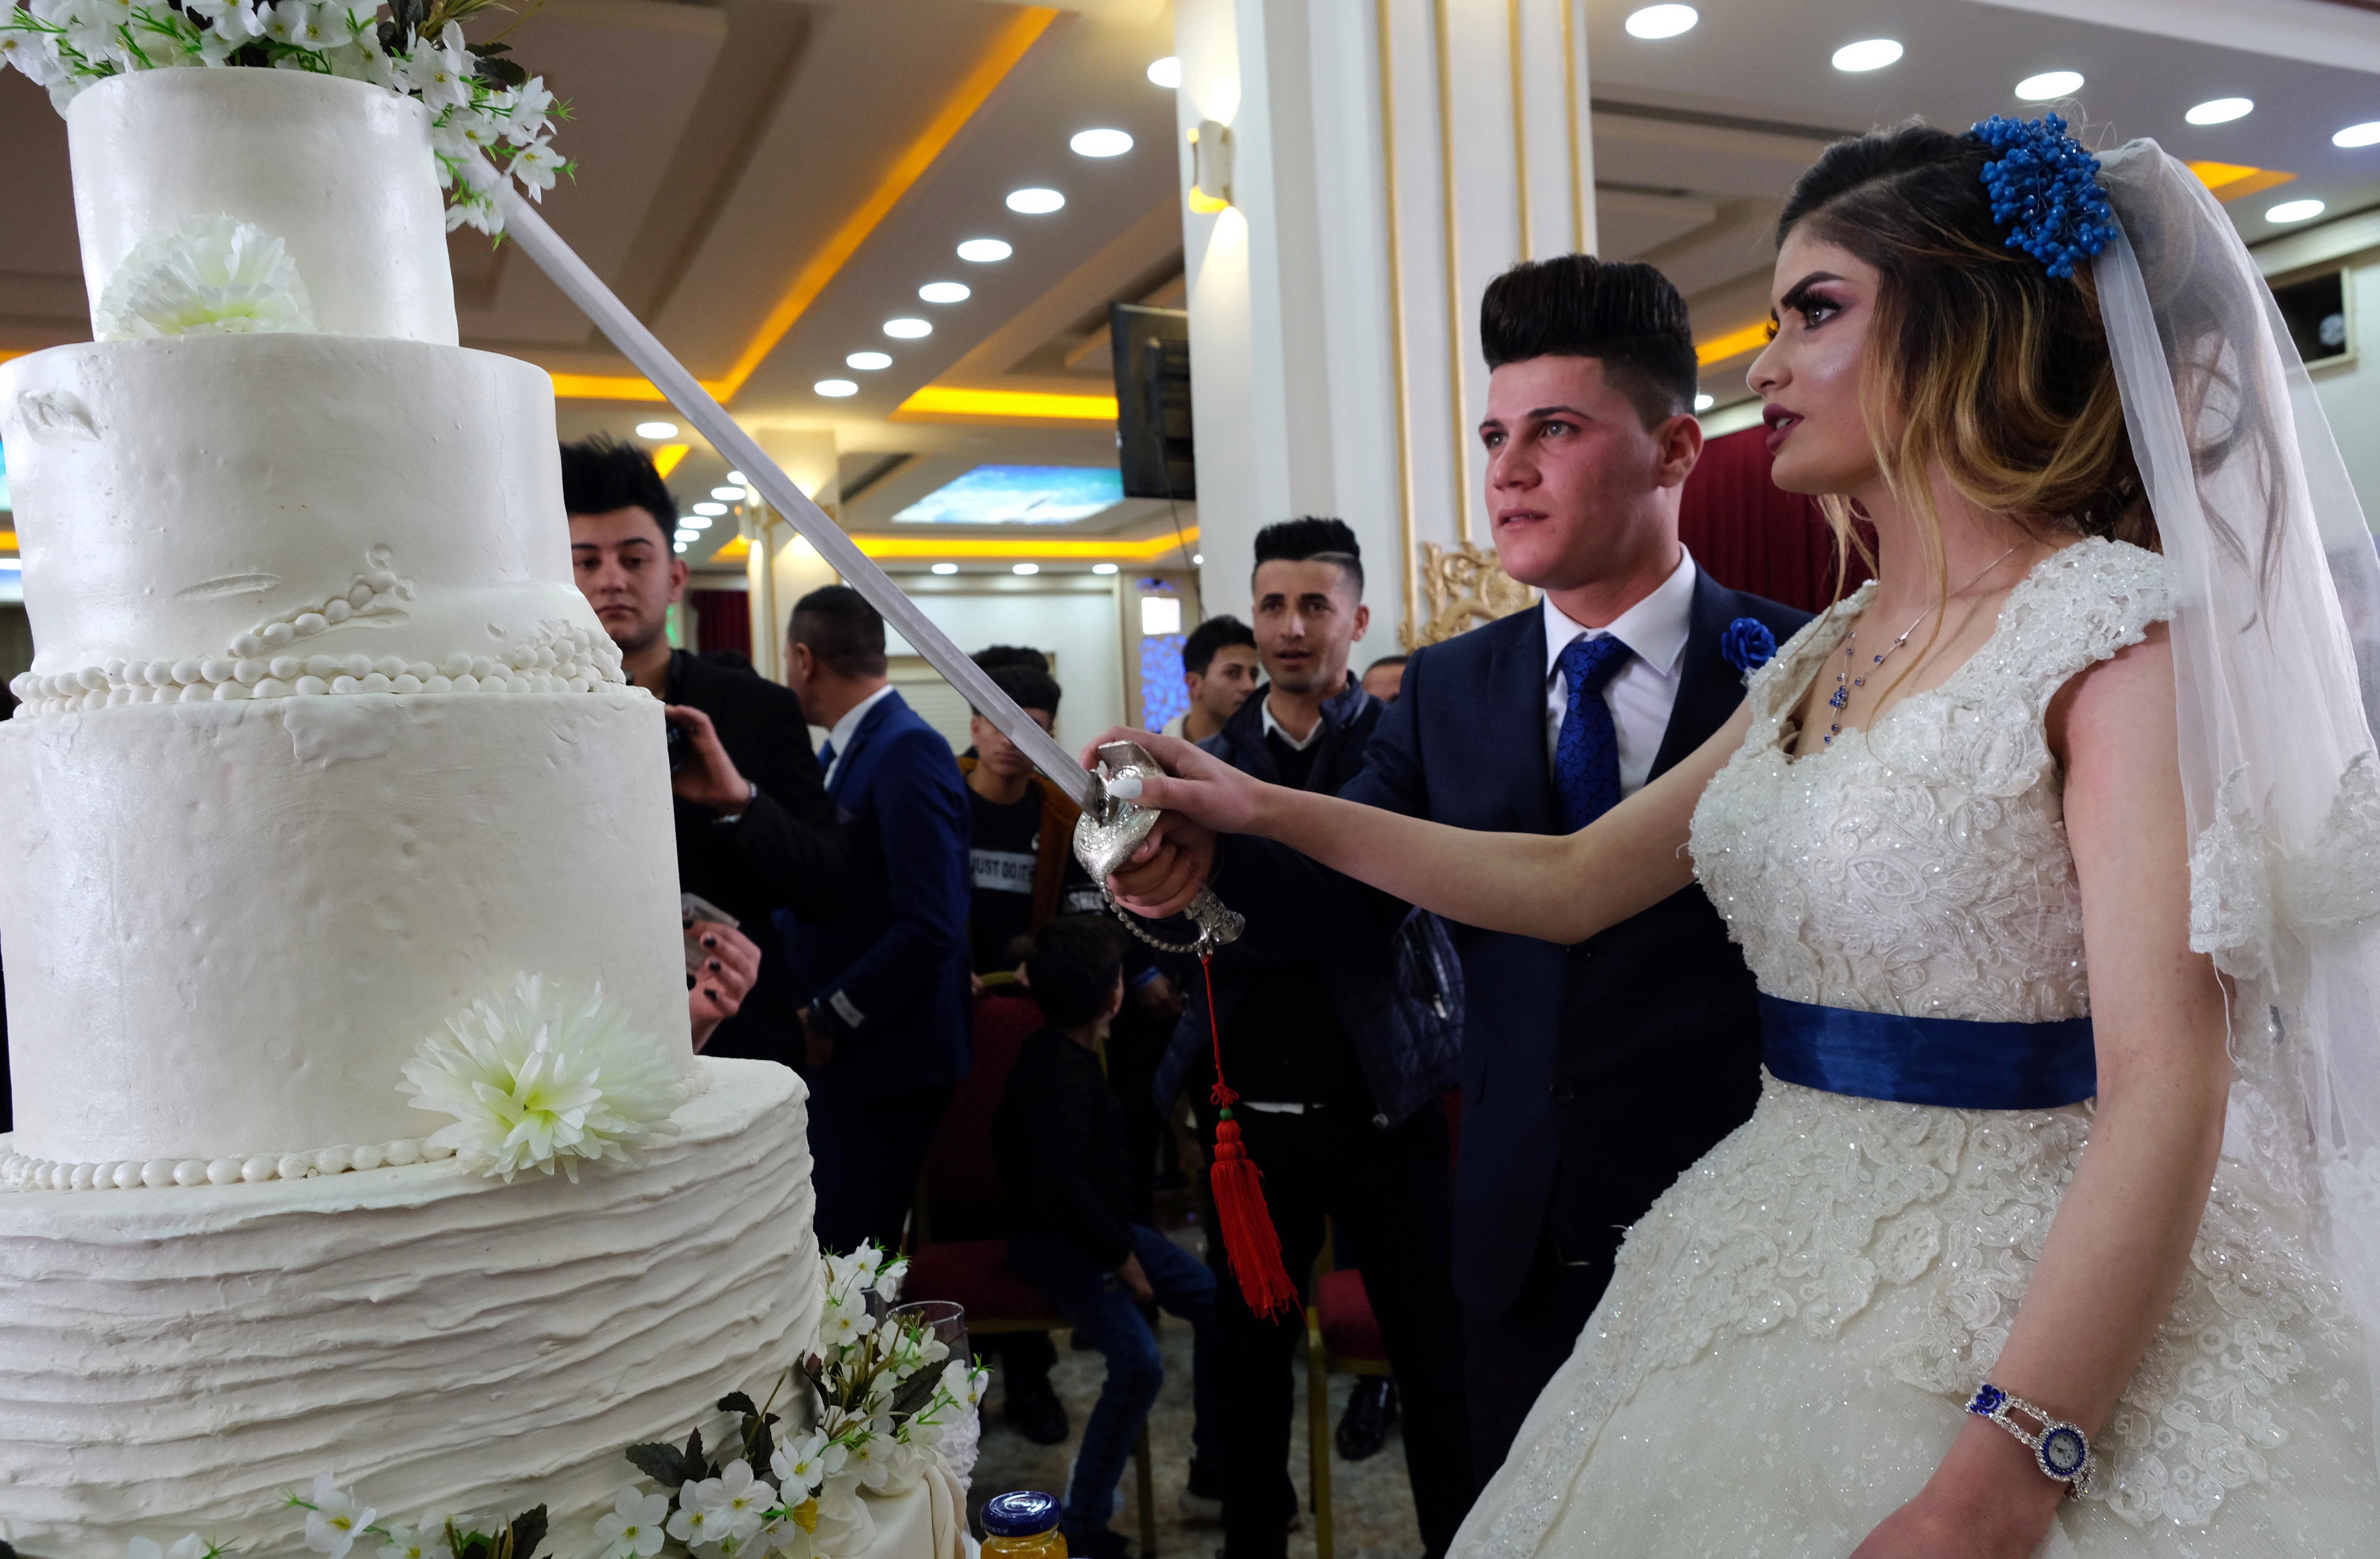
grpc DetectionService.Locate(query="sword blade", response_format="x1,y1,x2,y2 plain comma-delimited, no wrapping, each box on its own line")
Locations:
493,185,1100,812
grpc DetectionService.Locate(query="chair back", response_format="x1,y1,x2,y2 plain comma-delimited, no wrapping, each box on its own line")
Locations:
918,988,1044,1240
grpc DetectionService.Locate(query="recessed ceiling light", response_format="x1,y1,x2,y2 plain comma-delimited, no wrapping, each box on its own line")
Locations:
635,421,678,439
675,528,699,542
1007,187,1065,215
2015,70,2084,101
2268,198,2326,223
2187,97,2253,125
846,351,892,371
1832,38,1902,71
883,318,932,339
2335,121,2380,148
692,502,730,517
1092,562,1119,575
918,282,971,304
1071,128,1134,158
684,516,714,530
724,470,745,484
673,541,688,553
1623,5,1697,40
1694,392,1716,411
1191,553,1204,565
1012,562,1041,576
1147,56,1180,89
931,562,960,576
711,485,745,501
957,238,1013,263
815,378,861,397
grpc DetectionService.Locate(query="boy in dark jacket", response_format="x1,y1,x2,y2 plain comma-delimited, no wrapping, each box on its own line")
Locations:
995,917,1218,1559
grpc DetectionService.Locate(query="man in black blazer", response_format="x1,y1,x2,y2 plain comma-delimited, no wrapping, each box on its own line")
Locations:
565,437,845,1065
1113,256,1810,1481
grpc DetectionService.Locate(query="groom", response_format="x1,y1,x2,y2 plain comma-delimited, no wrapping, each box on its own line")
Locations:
1118,255,1808,1478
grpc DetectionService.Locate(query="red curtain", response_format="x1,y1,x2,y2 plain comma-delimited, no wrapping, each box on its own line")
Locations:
687,588,752,660
1677,425,1871,614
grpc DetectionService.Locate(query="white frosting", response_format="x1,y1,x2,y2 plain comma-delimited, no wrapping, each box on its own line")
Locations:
66,67,458,345
0,334,598,676
0,692,691,1166
0,1058,820,1559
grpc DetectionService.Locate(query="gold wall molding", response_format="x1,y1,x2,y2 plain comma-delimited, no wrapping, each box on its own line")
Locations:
1406,539,1537,647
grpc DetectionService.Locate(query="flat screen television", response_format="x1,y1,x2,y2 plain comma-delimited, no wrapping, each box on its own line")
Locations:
1111,303,1194,500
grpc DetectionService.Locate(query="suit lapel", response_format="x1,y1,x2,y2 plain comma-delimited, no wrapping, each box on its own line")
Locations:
828,690,901,803
1489,608,1557,834
1649,574,1743,781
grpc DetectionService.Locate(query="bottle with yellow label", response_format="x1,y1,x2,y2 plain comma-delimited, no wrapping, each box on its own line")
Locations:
980,1490,1066,1559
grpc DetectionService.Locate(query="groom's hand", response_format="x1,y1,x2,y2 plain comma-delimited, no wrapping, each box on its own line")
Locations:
1109,813,1218,918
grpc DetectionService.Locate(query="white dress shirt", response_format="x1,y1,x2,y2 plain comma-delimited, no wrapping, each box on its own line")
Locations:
1543,548,1699,798
820,683,897,789
1259,692,1326,751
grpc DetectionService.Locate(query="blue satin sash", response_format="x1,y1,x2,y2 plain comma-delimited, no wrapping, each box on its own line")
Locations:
1759,994,2097,1110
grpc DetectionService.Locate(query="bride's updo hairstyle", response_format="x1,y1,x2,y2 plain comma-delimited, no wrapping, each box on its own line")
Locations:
1775,121,2154,567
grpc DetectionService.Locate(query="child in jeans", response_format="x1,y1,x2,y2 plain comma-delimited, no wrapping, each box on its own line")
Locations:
994,916,1219,1559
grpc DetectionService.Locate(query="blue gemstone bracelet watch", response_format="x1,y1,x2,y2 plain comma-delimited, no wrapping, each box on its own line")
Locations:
1968,1384,2093,1495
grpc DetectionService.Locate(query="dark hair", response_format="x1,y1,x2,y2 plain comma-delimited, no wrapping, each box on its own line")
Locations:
973,645,1050,675
789,585,887,679
982,661,1061,718
1026,915,1125,1029
1478,255,1699,428
1182,615,1257,677
1252,517,1364,598
1366,654,1408,672
1774,121,2148,562
559,435,677,545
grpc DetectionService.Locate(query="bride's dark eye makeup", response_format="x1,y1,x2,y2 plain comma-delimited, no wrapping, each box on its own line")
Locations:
1777,276,1848,333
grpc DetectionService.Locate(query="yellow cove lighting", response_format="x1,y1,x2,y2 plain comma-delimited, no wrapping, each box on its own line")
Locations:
853,528,1197,561
549,7,1060,404
1694,323,1772,367
2188,161,2297,203
650,444,692,479
893,387,1120,422
0,530,18,554
709,534,752,563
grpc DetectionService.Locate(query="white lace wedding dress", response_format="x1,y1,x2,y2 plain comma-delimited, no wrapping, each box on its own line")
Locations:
1453,539,2378,1558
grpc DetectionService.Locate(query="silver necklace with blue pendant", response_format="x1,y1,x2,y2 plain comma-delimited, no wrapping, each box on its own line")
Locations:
1825,542,2024,744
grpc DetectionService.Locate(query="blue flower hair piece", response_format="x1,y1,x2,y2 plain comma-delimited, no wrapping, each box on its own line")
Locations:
1971,114,2118,280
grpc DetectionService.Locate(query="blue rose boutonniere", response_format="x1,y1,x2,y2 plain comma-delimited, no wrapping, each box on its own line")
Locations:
1721,617,1777,677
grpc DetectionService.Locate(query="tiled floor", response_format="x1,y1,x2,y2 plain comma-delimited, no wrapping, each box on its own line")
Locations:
965,1231,1423,1559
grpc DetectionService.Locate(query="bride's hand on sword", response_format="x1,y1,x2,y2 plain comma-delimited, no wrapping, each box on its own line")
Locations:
1078,726,1250,917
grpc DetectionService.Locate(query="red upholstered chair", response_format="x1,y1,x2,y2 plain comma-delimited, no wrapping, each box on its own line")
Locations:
1304,1264,1391,1559
902,989,1157,1554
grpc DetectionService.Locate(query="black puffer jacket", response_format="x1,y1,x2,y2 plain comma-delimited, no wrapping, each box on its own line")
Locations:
1152,675,1463,1126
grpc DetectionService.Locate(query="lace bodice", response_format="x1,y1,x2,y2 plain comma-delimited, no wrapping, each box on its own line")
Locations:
1690,539,2173,1023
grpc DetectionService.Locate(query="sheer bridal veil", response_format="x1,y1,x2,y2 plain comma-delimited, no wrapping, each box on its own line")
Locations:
2095,141,2380,1439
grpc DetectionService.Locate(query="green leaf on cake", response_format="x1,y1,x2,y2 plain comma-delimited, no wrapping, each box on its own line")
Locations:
624,1441,689,1486
718,1391,760,1418
505,1506,549,1559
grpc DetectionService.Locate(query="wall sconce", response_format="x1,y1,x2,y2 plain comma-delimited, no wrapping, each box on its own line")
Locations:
1187,120,1233,213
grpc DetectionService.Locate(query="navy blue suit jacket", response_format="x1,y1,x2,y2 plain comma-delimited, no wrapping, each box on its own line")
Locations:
780,690,972,1100
1214,572,1808,1320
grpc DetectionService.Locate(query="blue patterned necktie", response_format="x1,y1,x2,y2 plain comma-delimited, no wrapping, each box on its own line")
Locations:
817,738,837,780
1554,635,1634,832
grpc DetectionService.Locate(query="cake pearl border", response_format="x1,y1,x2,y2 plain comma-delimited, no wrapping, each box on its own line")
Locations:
2,1134,461,1192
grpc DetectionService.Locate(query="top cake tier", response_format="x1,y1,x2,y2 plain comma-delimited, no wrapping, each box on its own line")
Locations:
68,68,458,345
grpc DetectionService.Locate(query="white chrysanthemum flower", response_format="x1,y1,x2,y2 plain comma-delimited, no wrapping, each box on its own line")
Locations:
399,973,686,1182
502,77,553,143
302,1475,377,1559
592,1484,669,1559
128,1536,210,1559
93,213,316,342
702,1461,775,1540
769,1431,845,1498
377,1522,454,1559
510,138,563,200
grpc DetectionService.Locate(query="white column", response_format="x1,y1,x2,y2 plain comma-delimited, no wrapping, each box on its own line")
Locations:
1175,0,1595,641
743,428,841,680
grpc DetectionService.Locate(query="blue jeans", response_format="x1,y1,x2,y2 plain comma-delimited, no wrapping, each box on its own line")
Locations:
1007,1225,1219,1537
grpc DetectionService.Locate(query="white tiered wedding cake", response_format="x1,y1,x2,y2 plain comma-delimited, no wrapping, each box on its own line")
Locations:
0,66,819,1554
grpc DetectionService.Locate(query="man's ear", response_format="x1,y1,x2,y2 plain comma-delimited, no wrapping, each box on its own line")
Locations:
1352,603,1372,642
669,555,691,601
1654,410,1705,490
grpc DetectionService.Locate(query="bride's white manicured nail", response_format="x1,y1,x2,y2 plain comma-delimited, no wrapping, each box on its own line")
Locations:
1107,771,1144,801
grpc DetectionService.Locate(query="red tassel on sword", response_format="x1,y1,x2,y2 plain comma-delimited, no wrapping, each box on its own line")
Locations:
1198,954,1300,1319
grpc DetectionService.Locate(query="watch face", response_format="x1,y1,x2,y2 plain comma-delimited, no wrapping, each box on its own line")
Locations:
2039,1424,2088,1480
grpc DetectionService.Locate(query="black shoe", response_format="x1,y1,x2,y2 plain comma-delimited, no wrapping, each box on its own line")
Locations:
1001,1370,1070,1446
1068,1529,1132,1559
1334,1376,1398,1461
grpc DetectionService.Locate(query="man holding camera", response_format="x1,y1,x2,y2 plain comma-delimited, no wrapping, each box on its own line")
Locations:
563,436,844,1063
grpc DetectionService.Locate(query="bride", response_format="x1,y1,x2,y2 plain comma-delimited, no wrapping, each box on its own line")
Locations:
1096,118,2380,1555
